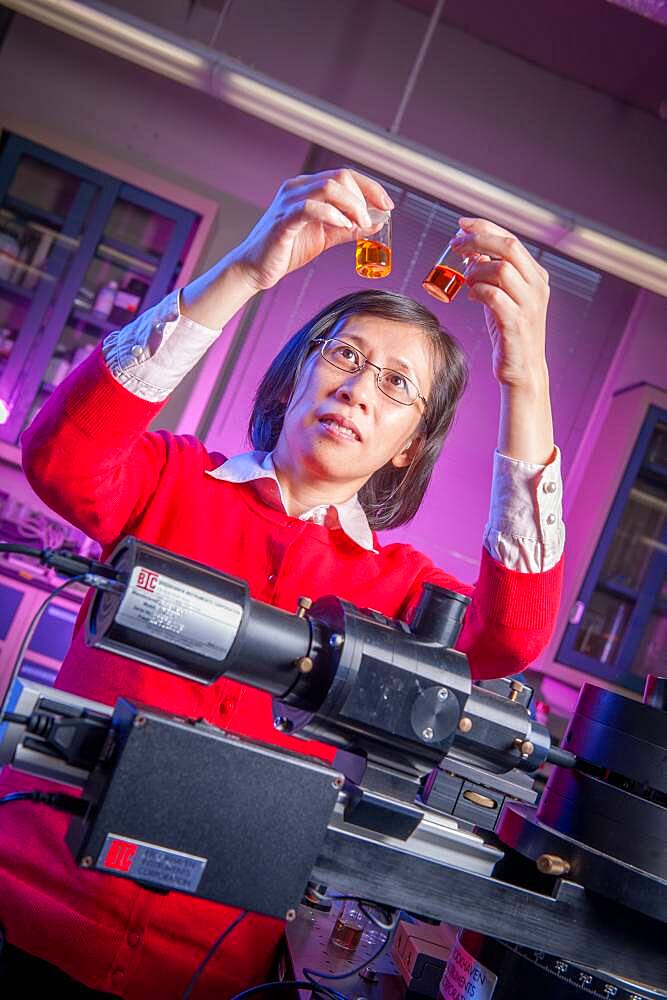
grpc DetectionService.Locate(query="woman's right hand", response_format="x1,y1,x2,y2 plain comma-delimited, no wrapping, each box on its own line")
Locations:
233,169,394,292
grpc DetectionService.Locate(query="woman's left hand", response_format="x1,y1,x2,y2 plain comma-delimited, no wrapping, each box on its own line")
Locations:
449,219,551,391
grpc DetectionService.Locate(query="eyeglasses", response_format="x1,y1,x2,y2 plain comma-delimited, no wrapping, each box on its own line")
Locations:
312,338,427,408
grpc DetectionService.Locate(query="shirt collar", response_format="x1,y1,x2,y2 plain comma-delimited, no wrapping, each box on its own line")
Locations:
205,451,377,553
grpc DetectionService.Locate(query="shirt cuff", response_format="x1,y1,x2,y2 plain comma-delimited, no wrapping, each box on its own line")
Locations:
483,446,565,573
102,289,220,401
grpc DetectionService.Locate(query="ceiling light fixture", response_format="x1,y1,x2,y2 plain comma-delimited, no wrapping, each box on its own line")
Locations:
4,0,666,295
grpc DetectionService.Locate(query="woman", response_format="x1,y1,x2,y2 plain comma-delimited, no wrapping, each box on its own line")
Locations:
0,169,563,997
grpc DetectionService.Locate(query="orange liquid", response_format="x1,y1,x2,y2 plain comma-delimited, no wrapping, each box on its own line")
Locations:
355,239,392,279
329,918,363,951
422,263,465,303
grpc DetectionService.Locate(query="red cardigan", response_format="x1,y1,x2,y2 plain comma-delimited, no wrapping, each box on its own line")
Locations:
0,349,563,998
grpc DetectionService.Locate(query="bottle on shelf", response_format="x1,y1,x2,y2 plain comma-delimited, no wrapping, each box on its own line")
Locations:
93,279,119,317
110,277,147,325
43,345,73,390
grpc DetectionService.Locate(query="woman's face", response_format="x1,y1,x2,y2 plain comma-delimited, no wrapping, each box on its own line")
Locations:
274,314,433,492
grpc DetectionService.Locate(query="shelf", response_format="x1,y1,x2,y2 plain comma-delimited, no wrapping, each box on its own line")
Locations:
597,578,639,602
0,132,199,445
69,306,119,336
96,240,157,277
638,461,667,486
98,236,159,272
0,276,33,304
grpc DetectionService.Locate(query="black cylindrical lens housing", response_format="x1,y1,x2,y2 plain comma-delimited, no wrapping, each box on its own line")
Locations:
411,584,471,648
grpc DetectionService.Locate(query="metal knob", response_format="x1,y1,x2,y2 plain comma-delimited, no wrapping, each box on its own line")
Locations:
643,675,667,711
509,679,525,702
296,596,313,619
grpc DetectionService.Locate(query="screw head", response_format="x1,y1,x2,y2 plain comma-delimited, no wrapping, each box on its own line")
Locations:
332,775,345,790
422,726,434,741
458,716,473,733
285,908,297,922
133,715,147,728
273,716,292,733
80,856,93,868
329,633,343,649
437,687,449,701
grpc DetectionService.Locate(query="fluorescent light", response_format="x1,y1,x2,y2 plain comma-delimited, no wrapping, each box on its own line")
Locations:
556,227,667,297
5,0,666,294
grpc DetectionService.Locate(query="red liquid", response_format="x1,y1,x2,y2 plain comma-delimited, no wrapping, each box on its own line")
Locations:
356,239,392,279
422,263,465,303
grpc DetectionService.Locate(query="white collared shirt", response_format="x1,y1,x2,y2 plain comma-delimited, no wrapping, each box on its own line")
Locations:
102,291,565,571
206,450,377,551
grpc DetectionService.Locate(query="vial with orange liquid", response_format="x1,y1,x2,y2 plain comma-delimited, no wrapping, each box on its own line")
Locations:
422,238,469,304
328,899,366,951
355,207,392,279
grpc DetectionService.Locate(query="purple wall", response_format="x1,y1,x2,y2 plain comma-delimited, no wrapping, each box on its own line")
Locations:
0,6,665,686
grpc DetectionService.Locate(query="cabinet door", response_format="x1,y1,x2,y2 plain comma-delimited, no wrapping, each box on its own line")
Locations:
0,135,200,443
35,182,199,436
558,406,667,692
0,136,118,441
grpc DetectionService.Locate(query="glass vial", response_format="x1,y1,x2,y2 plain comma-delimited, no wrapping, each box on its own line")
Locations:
329,899,366,951
355,207,392,279
422,240,468,303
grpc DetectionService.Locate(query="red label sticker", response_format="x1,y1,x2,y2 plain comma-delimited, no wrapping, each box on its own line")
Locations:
104,839,138,872
136,569,158,593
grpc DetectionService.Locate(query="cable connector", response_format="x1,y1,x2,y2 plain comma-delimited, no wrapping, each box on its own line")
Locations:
21,701,112,770
40,547,122,583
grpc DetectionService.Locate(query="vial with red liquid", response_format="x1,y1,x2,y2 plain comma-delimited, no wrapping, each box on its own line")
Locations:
355,207,392,279
422,238,469,304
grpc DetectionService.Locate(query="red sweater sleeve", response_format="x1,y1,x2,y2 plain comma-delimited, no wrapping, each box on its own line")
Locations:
401,548,563,680
457,548,563,679
21,347,171,545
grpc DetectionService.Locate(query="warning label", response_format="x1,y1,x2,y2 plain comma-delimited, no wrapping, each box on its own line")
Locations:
440,938,497,1000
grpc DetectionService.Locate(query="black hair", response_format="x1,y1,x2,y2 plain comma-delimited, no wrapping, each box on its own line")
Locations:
248,290,468,530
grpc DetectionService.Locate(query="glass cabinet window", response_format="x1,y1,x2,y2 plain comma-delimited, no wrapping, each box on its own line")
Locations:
0,133,200,442
7,154,82,218
104,197,176,258
558,406,667,693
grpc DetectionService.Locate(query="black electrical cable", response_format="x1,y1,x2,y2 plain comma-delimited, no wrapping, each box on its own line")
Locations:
181,910,248,1000
0,711,29,725
0,791,42,805
231,982,338,998
303,899,396,995
0,790,86,813
0,543,42,559
230,898,397,1000
0,541,120,581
